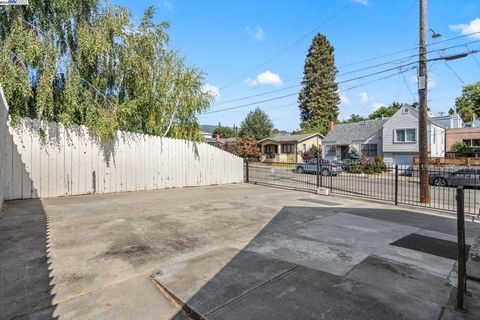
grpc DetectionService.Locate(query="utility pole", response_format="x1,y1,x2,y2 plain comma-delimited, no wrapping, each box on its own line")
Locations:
418,0,430,203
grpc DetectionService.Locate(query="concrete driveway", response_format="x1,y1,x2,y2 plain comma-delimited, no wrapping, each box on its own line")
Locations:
1,183,480,319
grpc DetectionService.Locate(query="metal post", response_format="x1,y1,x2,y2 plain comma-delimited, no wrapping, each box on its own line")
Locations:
245,159,249,183
418,0,430,203
395,164,399,205
316,155,320,189
456,186,466,311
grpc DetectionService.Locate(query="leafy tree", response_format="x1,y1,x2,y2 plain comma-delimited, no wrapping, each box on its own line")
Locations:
212,126,236,139
344,114,365,123
0,1,212,141
299,145,321,162
367,102,402,120
239,107,273,140
221,136,260,159
298,33,339,134
455,81,480,121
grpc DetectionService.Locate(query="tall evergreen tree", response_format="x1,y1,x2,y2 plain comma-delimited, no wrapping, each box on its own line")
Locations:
239,107,273,140
298,33,339,134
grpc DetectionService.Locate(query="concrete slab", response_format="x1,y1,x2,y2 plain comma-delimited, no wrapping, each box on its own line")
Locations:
208,265,443,320
346,255,451,305
154,248,297,316
2,183,480,319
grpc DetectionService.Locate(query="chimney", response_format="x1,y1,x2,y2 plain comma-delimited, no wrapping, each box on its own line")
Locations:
327,120,335,131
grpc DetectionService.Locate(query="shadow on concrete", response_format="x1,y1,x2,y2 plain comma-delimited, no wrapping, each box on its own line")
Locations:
1,125,57,319
157,205,480,320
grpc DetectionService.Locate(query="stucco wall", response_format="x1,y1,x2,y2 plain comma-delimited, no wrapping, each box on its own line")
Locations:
446,127,480,151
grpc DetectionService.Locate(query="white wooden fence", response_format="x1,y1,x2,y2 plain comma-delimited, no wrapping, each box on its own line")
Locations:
2,118,244,201
0,86,9,207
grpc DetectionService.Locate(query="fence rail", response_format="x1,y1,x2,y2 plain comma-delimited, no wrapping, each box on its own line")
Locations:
2,118,244,200
246,160,480,216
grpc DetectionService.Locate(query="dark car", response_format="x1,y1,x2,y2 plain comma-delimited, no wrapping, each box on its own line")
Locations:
429,169,480,187
295,159,342,176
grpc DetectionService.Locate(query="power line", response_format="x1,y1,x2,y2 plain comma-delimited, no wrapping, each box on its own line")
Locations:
219,4,351,90
203,66,417,115
443,60,466,85
209,44,480,111
216,38,480,103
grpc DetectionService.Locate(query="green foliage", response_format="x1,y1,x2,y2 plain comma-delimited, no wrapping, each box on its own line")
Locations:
374,155,388,171
239,107,273,140
299,144,321,162
298,33,339,135
455,81,480,122
0,1,212,141
451,141,469,154
344,114,365,123
212,126,236,139
347,165,364,174
368,102,402,120
346,146,361,160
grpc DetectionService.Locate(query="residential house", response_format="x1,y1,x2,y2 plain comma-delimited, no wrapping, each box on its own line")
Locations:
258,133,323,163
446,127,480,151
429,112,464,129
323,105,446,165
382,105,445,165
465,119,480,128
323,118,388,161
205,136,237,146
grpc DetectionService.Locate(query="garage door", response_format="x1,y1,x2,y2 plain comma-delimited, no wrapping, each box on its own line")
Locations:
392,154,415,166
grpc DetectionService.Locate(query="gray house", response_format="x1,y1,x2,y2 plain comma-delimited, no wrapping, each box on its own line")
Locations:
382,105,445,165
323,118,388,160
323,105,446,166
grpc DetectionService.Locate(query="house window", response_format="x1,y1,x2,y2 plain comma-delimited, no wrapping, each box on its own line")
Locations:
264,144,277,154
325,145,336,157
395,129,416,143
433,129,436,144
361,144,378,157
303,144,307,152
281,144,294,154
402,107,409,114
462,139,480,147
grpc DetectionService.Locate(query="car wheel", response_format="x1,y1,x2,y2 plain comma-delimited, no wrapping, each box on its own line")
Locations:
321,169,330,176
433,177,447,187
296,167,305,174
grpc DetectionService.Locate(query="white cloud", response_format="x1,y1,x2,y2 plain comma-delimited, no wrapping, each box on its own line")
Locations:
245,70,283,87
351,0,369,6
340,94,351,107
359,92,369,103
245,26,265,41
202,84,220,100
449,18,480,39
162,0,174,11
372,102,384,110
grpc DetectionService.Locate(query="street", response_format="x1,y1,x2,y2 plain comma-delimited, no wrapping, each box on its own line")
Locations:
248,165,480,216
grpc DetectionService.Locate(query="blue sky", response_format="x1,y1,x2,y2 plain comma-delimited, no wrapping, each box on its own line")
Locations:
113,0,480,131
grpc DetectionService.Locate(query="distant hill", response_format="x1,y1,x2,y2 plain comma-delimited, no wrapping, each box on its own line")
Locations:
200,124,236,133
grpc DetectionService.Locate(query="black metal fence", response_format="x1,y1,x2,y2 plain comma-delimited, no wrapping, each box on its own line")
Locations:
245,160,480,216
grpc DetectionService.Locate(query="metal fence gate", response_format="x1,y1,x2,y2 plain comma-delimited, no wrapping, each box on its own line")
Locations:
245,160,480,217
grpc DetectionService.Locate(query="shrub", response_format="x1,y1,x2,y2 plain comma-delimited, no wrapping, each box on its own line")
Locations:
348,165,364,174
374,155,388,171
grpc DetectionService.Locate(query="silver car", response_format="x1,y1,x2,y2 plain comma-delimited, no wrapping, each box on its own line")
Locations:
429,169,480,187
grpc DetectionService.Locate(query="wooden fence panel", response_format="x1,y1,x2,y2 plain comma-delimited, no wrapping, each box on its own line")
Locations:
2,118,243,200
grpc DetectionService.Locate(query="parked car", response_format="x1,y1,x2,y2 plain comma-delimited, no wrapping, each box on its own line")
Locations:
295,159,342,176
429,169,480,187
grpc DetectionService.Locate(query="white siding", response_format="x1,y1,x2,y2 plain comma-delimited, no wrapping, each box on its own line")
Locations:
383,107,420,153
2,118,244,200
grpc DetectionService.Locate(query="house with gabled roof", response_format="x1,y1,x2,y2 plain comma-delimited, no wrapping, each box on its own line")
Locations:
258,133,323,163
323,104,446,165
323,118,388,161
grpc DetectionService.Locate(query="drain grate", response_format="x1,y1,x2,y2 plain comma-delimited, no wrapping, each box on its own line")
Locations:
299,198,340,206
390,233,470,260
